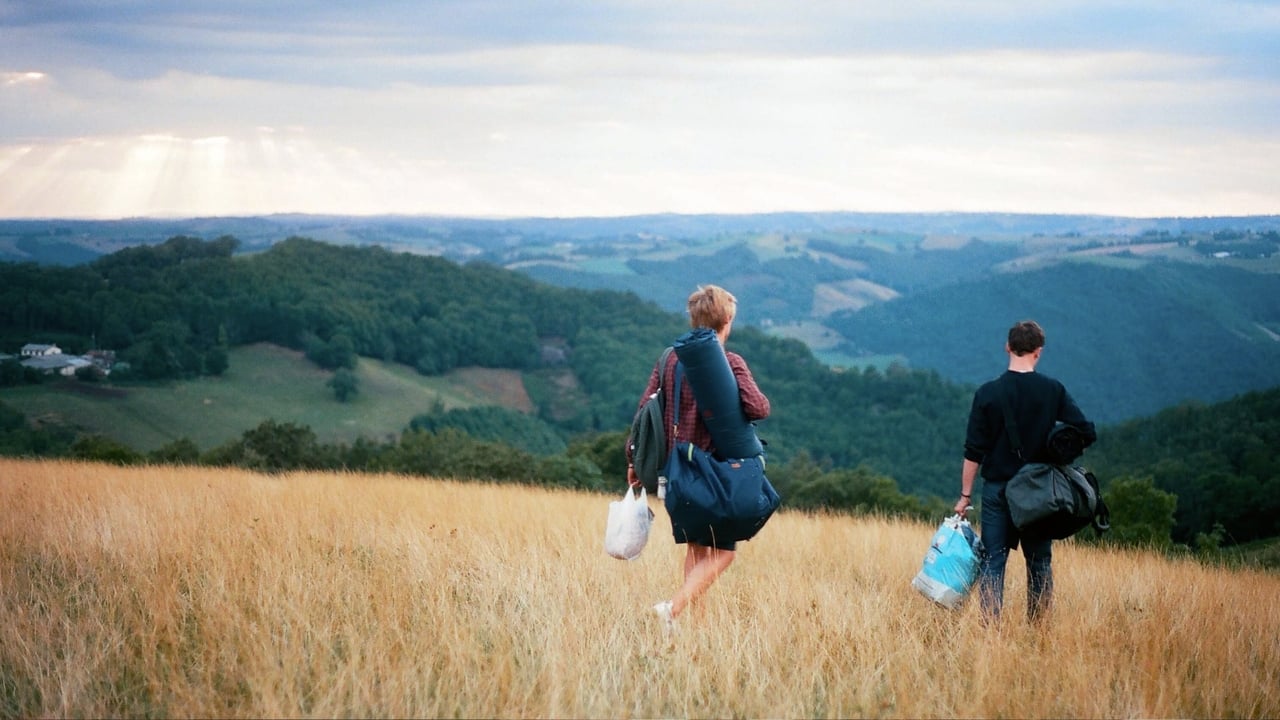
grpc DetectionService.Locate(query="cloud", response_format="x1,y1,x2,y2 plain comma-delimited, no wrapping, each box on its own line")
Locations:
2,71,46,86
0,0,1277,218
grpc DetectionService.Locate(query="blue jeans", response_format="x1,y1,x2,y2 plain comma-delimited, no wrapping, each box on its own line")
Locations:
979,480,1053,622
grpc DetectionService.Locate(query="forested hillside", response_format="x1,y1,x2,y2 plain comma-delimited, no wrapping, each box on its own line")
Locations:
1086,387,1280,545
516,230,1280,425
0,236,969,496
827,260,1280,423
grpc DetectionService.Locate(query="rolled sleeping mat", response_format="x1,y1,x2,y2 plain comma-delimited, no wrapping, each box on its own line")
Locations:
672,327,765,459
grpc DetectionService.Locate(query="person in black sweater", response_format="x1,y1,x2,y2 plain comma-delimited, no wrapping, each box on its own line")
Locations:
953,320,1096,623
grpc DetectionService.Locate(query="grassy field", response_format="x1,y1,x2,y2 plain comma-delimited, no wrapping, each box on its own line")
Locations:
763,321,905,371
0,343,529,452
3,458,1278,718
765,321,845,350
812,350,906,372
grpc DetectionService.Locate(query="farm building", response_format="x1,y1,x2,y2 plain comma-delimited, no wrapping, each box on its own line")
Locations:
20,343,62,357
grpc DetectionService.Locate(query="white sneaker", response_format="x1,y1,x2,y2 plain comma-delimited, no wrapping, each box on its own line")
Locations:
653,601,676,635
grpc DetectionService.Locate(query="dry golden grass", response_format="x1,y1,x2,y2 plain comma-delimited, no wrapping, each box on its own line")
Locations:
2,458,1278,719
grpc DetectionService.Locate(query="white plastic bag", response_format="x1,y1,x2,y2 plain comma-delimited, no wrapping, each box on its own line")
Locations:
911,514,984,609
604,486,654,560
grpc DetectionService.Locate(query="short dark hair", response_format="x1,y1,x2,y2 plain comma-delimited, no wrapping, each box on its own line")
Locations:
1008,320,1045,356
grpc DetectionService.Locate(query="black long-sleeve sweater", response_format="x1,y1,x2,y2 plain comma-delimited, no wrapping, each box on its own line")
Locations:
964,370,1096,483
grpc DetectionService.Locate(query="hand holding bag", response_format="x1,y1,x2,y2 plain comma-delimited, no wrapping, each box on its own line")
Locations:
911,514,984,609
604,485,654,560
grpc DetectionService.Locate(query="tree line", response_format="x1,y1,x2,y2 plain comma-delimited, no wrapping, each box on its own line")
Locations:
0,398,1217,562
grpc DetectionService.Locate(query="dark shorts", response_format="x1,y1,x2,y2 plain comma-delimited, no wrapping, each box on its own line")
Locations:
671,522,737,552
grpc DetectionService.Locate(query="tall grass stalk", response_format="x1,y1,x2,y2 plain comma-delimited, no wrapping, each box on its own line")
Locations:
2,458,1277,718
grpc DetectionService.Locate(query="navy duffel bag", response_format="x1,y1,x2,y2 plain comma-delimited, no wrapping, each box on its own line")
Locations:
663,329,778,542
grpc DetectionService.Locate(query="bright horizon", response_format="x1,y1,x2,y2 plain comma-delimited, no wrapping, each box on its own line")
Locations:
2,1,1278,220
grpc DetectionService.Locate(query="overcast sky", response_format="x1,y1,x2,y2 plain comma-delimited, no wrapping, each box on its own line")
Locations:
1,1,1277,220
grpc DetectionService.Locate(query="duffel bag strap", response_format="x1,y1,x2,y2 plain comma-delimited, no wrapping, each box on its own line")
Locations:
1085,470,1111,534
669,360,684,443
997,379,1025,463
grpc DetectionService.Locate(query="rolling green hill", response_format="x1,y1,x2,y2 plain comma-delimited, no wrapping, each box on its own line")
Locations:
512,226,1280,425
0,235,972,497
0,344,529,452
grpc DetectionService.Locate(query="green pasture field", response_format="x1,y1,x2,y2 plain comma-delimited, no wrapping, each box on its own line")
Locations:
764,322,904,371
1216,254,1280,273
813,350,905,372
747,233,798,261
1066,254,1152,270
996,252,1150,273
764,320,843,350
0,343,513,453
576,257,635,274
809,229,923,252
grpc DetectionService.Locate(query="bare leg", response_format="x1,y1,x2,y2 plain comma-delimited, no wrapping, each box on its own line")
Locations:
683,543,700,578
671,542,735,617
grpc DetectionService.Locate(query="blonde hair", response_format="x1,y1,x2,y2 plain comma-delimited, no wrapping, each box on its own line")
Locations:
687,285,737,331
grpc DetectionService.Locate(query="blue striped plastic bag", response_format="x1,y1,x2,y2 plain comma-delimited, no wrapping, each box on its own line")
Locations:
911,514,984,609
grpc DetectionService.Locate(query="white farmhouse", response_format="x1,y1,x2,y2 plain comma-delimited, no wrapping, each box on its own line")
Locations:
21,343,62,357
16,343,105,377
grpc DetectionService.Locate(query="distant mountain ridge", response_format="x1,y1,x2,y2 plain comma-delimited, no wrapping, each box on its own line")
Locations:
4,211,1280,265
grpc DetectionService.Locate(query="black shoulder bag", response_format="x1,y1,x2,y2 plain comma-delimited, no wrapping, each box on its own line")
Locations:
999,381,1109,539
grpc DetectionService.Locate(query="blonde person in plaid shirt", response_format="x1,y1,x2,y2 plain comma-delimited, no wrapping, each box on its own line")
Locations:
627,285,770,632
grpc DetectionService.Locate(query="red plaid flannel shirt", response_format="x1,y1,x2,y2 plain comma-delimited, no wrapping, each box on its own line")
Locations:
629,348,770,462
